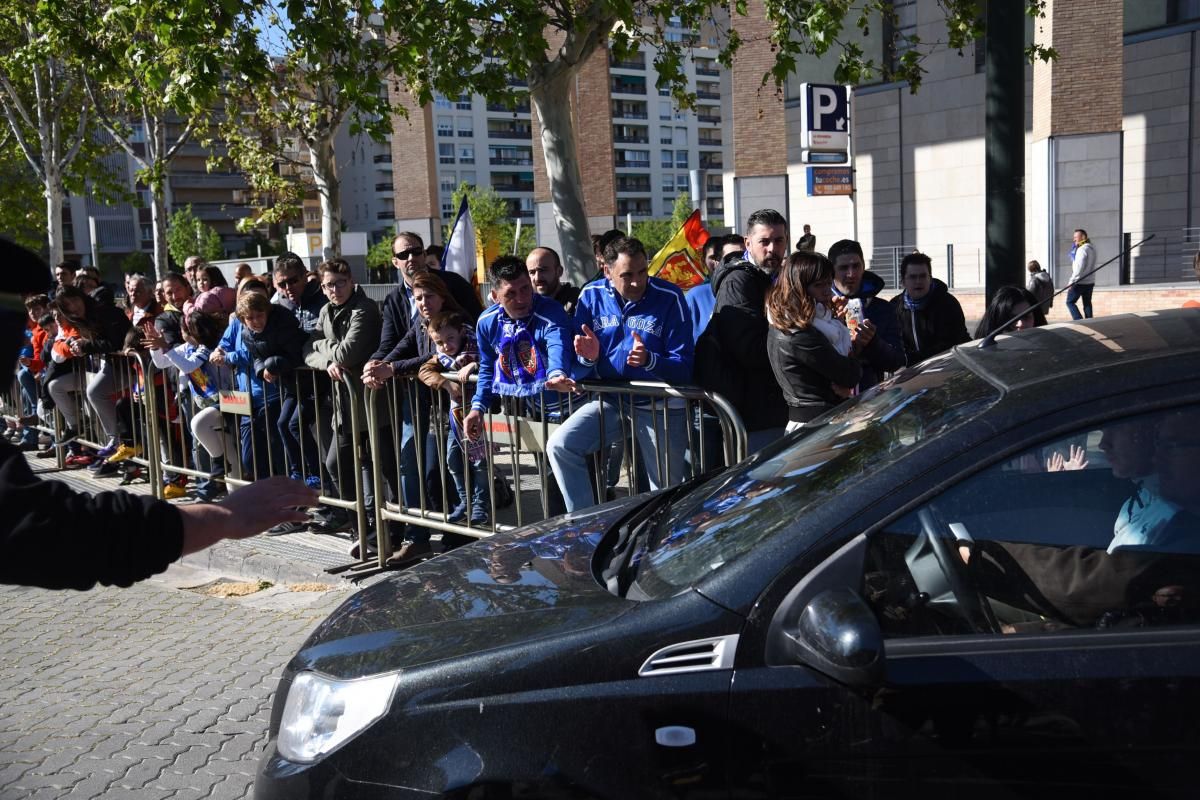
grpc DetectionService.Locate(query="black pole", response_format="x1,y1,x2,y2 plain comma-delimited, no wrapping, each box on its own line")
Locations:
984,0,1025,303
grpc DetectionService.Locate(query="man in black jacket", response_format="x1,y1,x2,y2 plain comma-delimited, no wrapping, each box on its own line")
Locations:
889,251,970,365
0,239,318,590
696,209,790,453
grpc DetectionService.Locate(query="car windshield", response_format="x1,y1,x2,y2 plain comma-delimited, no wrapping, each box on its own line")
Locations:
628,355,1001,599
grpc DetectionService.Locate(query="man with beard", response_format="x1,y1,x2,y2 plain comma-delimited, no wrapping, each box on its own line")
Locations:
695,210,789,453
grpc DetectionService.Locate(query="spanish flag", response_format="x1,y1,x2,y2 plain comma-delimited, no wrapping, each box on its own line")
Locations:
647,210,710,291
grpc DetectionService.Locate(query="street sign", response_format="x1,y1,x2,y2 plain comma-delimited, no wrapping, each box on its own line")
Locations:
801,83,850,151
801,150,849,164
807,167,854,197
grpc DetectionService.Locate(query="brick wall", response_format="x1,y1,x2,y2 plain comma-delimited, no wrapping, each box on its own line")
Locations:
731,0,786,177
532,40,616,217
388,89,438,220
1033,0,1124,138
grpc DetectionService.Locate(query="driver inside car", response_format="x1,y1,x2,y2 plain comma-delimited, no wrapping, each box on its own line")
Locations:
956,409,1200,632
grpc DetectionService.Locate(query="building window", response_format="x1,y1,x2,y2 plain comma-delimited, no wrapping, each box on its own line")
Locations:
129,123,146,143
661,173,675,191
675,150,689,169
438,143,455,164
675,126,687,145
661,149,674,168
887,0,919,73
457,118,474,137
456,93,472,110
440,172,456,194
437,116,453,136
458,144,474,164
140,224,153,243
660,127,673,145
659,103,671,121
461,171,476,187
442,202,453,215
434,93,452,110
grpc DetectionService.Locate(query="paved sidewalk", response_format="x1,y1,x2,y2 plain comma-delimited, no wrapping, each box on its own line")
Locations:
0,564,353,800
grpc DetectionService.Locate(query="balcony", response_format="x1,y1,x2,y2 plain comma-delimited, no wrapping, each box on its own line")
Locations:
487,100,530,113
489,155,533,166
698,137,723,147
695,64,720,77
378,210,395,220
610,78,647,95
373,154,392,163
616,201,652,217
457,129,474,137
170,171,246,189
492,180,535,193
614,156,650,169
696,91,721,102
613,126,649,144
487,126,532,140
609,52,646,70
699,155,723,169
375,182,393,192
188,203,254,221
696,113,721,124
616,177,651,193
705,181,724,194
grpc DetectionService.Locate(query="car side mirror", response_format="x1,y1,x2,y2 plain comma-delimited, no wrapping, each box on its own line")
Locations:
784,588,885,688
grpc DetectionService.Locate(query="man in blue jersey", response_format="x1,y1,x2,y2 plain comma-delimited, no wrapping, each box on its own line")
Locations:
546,236,694,512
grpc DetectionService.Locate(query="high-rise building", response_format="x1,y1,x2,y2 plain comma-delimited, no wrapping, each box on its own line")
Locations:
384,17,734,255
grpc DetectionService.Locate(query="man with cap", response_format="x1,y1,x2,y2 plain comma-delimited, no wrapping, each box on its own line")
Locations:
0,239,317,590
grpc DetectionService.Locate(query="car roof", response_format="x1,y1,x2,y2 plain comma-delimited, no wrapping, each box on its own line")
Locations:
954,309,1200,392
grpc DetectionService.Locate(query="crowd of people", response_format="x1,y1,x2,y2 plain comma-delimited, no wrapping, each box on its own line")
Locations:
5,210,1061,569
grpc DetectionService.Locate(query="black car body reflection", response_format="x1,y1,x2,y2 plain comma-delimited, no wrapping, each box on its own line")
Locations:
257,310,1200,799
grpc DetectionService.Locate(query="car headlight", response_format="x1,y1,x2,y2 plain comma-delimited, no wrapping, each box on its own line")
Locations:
277,671,399,763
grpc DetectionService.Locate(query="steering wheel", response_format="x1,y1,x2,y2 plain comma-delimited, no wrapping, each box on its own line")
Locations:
917,507,1000,634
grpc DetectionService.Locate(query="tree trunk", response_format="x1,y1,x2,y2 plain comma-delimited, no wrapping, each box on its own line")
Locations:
530,71,593,285
309,133,341,260
44,174,65,266
151,176,171,277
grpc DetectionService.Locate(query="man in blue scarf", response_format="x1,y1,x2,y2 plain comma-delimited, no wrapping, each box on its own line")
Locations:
889,251,970,365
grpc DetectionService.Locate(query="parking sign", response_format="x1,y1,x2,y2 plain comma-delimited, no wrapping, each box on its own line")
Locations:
801,83,850,150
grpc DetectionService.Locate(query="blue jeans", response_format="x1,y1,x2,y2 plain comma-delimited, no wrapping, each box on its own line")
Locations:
546,398,688,513
1066,283,1094,320
446,432,490,516
239,402,286,480
16,366,38,444
395,389,432,543
278,389,321,479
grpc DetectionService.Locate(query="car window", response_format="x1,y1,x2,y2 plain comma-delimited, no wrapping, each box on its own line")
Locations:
864,405,1200,638
628,357,1000,599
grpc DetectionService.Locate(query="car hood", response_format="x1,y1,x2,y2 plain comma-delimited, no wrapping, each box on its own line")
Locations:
292,497,646,680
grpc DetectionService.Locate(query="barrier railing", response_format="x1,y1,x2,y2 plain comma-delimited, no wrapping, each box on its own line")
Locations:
9,347,747,578
359,371,747,575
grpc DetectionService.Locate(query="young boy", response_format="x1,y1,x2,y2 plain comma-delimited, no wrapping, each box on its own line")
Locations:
236,292,309,479
420,310,489,527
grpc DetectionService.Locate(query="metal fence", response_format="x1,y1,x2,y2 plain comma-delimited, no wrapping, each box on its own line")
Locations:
4,352,748,579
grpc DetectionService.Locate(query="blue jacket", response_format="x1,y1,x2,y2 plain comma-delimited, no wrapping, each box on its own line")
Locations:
218,316,279,409
573,276,693,385
470,295,571,413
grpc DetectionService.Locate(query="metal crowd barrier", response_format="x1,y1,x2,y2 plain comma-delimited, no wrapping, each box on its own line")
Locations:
361,371,747,575
8,348,747,578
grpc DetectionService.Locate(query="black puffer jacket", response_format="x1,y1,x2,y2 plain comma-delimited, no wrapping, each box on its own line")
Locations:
767,325,862,423
242,306,309,381
694,259,787,432
889,279,970,366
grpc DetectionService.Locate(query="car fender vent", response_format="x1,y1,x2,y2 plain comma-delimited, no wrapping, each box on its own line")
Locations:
638,634,739,677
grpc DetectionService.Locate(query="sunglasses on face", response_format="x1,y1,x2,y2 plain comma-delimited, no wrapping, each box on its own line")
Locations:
393,248,423,261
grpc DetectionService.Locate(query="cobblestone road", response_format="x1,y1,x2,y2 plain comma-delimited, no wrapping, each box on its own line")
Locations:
0,567,353,800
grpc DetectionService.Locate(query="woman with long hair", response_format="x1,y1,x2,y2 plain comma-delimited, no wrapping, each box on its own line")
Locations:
766,251,863,431
974,285,1047,338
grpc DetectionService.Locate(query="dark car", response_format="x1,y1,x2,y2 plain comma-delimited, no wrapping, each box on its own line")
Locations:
256,310,1200,799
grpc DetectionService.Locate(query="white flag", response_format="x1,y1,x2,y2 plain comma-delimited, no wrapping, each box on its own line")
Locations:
441,196,477,282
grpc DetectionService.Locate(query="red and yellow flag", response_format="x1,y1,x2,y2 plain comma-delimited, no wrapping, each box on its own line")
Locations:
647,209,710,291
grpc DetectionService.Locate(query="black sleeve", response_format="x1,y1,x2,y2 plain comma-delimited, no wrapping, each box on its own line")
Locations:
0,443,185,590
266,313,308,374
864,301,907,373
80,307,133,354
154,312,185,350
713,269,771,372
390,324,426,374
370,291,409,362
779,327,862,395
